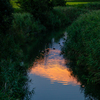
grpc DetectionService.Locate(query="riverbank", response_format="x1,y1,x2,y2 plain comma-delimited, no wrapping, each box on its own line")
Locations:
0,1,100,99
63,3,100,84
0,4,68,99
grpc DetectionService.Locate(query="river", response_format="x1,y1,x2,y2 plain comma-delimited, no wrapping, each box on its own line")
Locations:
28,31,85,100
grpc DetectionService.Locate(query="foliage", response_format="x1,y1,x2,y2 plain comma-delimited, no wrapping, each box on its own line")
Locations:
11,13,47,62
38,9,67,30
67,0,100,1
76,2,100,10
16,0,68,30
1,1,100,99
53,0,66,6
66,53,100,100
66,2,89,5
64,10,100,84
11,13,46,44
0,12,48,99
0,34,32,99
0,0,13,33
54,6,88,26
10,0,19,8
17,0,54,19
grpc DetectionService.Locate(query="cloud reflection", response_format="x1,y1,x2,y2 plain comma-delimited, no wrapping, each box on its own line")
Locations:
30,49,79,86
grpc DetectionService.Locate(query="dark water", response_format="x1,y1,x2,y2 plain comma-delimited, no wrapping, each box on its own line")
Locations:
28,32,85,100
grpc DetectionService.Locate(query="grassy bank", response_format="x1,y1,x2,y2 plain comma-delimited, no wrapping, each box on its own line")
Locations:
0,6,68,99
0,13,43,100
66,2,89,5
64,10,100,84
54,6,88,26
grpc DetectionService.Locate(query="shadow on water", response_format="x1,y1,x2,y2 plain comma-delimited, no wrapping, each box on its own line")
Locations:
63,51,100,100
27,29,67,68
23,29,67,99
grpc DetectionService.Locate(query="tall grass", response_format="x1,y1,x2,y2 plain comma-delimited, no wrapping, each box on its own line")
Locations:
0,34,32,100
76,2,100,10
0,13,47,99
54,6,88,26
66,2,89,5
64,10,100,84
2,1,100,99
0,11,68,99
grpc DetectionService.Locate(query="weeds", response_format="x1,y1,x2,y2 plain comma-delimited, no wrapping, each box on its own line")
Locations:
64,10,100,83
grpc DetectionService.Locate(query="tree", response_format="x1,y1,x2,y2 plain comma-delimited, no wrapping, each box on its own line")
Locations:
17,0,54,18
53,0,66,6
0,0,13,34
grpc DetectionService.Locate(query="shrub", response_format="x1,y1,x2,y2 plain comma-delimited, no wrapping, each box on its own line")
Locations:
53,0,66,6
17,0,54,19
11,13,46,45
16,0,68,30
64,10,100,83
77,2,100,10
0,13,40,100
39,10,67,30
54,6,88,26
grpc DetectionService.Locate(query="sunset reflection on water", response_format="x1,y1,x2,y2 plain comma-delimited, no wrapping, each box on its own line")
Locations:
30,48,79,86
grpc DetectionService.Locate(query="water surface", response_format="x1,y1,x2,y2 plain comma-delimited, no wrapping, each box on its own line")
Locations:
28,32,85,100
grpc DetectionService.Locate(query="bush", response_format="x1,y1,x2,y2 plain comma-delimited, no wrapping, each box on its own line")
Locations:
16,0,68,30
64,10,100,83
11,13,46,45
53,0,66,6
17,0,54,19
77,2,100,10
39,10,67,30
54,7,88,26
0,13,41,100
0,0,13,33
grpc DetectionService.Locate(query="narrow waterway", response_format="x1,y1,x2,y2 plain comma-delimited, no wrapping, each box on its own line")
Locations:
28,32,85,100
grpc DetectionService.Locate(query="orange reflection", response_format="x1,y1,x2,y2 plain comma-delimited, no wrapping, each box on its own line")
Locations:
30,49,80,86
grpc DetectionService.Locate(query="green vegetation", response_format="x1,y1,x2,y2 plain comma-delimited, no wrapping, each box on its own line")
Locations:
63,8,100,84
81,83,100,100
10,0,19,8
0,0,13,33
54,6,88,26
0,4,34,99
66,2,89,5
68,59,100,100
16,0,67,30
0,0,68,99
76,2,100,10
62,2,100,99
0,12,48,100
53,0,66,6
17,0,53,18
1,0,100,99
67,0,100,1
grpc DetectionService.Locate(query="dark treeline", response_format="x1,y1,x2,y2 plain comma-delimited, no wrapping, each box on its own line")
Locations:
67,0,100,2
